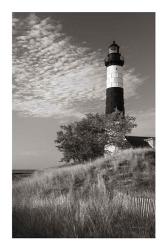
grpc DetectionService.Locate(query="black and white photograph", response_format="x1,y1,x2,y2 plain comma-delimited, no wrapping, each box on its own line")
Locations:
12,12,155,238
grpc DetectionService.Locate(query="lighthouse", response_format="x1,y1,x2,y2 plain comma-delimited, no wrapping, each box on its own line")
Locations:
104,42,155,152
105,41,125,115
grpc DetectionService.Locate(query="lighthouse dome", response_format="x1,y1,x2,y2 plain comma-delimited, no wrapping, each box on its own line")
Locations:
108,41,120,54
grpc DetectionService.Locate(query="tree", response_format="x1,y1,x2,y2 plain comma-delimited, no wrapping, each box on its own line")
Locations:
54,111,137,163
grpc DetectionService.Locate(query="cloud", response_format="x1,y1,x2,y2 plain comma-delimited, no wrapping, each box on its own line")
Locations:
13,14,144,118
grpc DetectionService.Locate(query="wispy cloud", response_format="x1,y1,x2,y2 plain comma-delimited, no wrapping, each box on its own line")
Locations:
13,14,144,118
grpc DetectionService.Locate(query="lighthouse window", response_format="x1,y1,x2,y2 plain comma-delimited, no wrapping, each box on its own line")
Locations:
109,47,117,53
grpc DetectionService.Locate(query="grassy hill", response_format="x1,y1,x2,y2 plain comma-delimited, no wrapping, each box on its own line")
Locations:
12,148,155,238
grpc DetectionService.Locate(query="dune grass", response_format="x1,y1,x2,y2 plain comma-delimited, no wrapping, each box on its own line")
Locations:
12,148,155,238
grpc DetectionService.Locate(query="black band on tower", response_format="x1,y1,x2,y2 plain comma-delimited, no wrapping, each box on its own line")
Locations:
105,87,125,115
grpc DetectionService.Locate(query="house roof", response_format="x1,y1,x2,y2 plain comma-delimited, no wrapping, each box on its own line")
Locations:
125,136,155,148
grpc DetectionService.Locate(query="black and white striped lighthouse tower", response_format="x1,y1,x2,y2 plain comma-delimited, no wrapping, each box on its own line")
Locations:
105,41,125,115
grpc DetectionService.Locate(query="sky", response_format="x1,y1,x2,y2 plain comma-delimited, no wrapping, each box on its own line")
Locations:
12,12,155,169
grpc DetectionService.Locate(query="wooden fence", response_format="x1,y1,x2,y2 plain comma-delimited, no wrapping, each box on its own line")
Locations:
112,191,155,218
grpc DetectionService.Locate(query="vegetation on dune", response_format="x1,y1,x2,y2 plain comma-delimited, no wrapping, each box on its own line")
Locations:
12,148,155,238
55,111,137,163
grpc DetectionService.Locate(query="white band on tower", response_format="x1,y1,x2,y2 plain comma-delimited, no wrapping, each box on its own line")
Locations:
106,65,123,88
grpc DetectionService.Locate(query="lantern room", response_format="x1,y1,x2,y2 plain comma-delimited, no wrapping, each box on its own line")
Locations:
108,41,120,54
